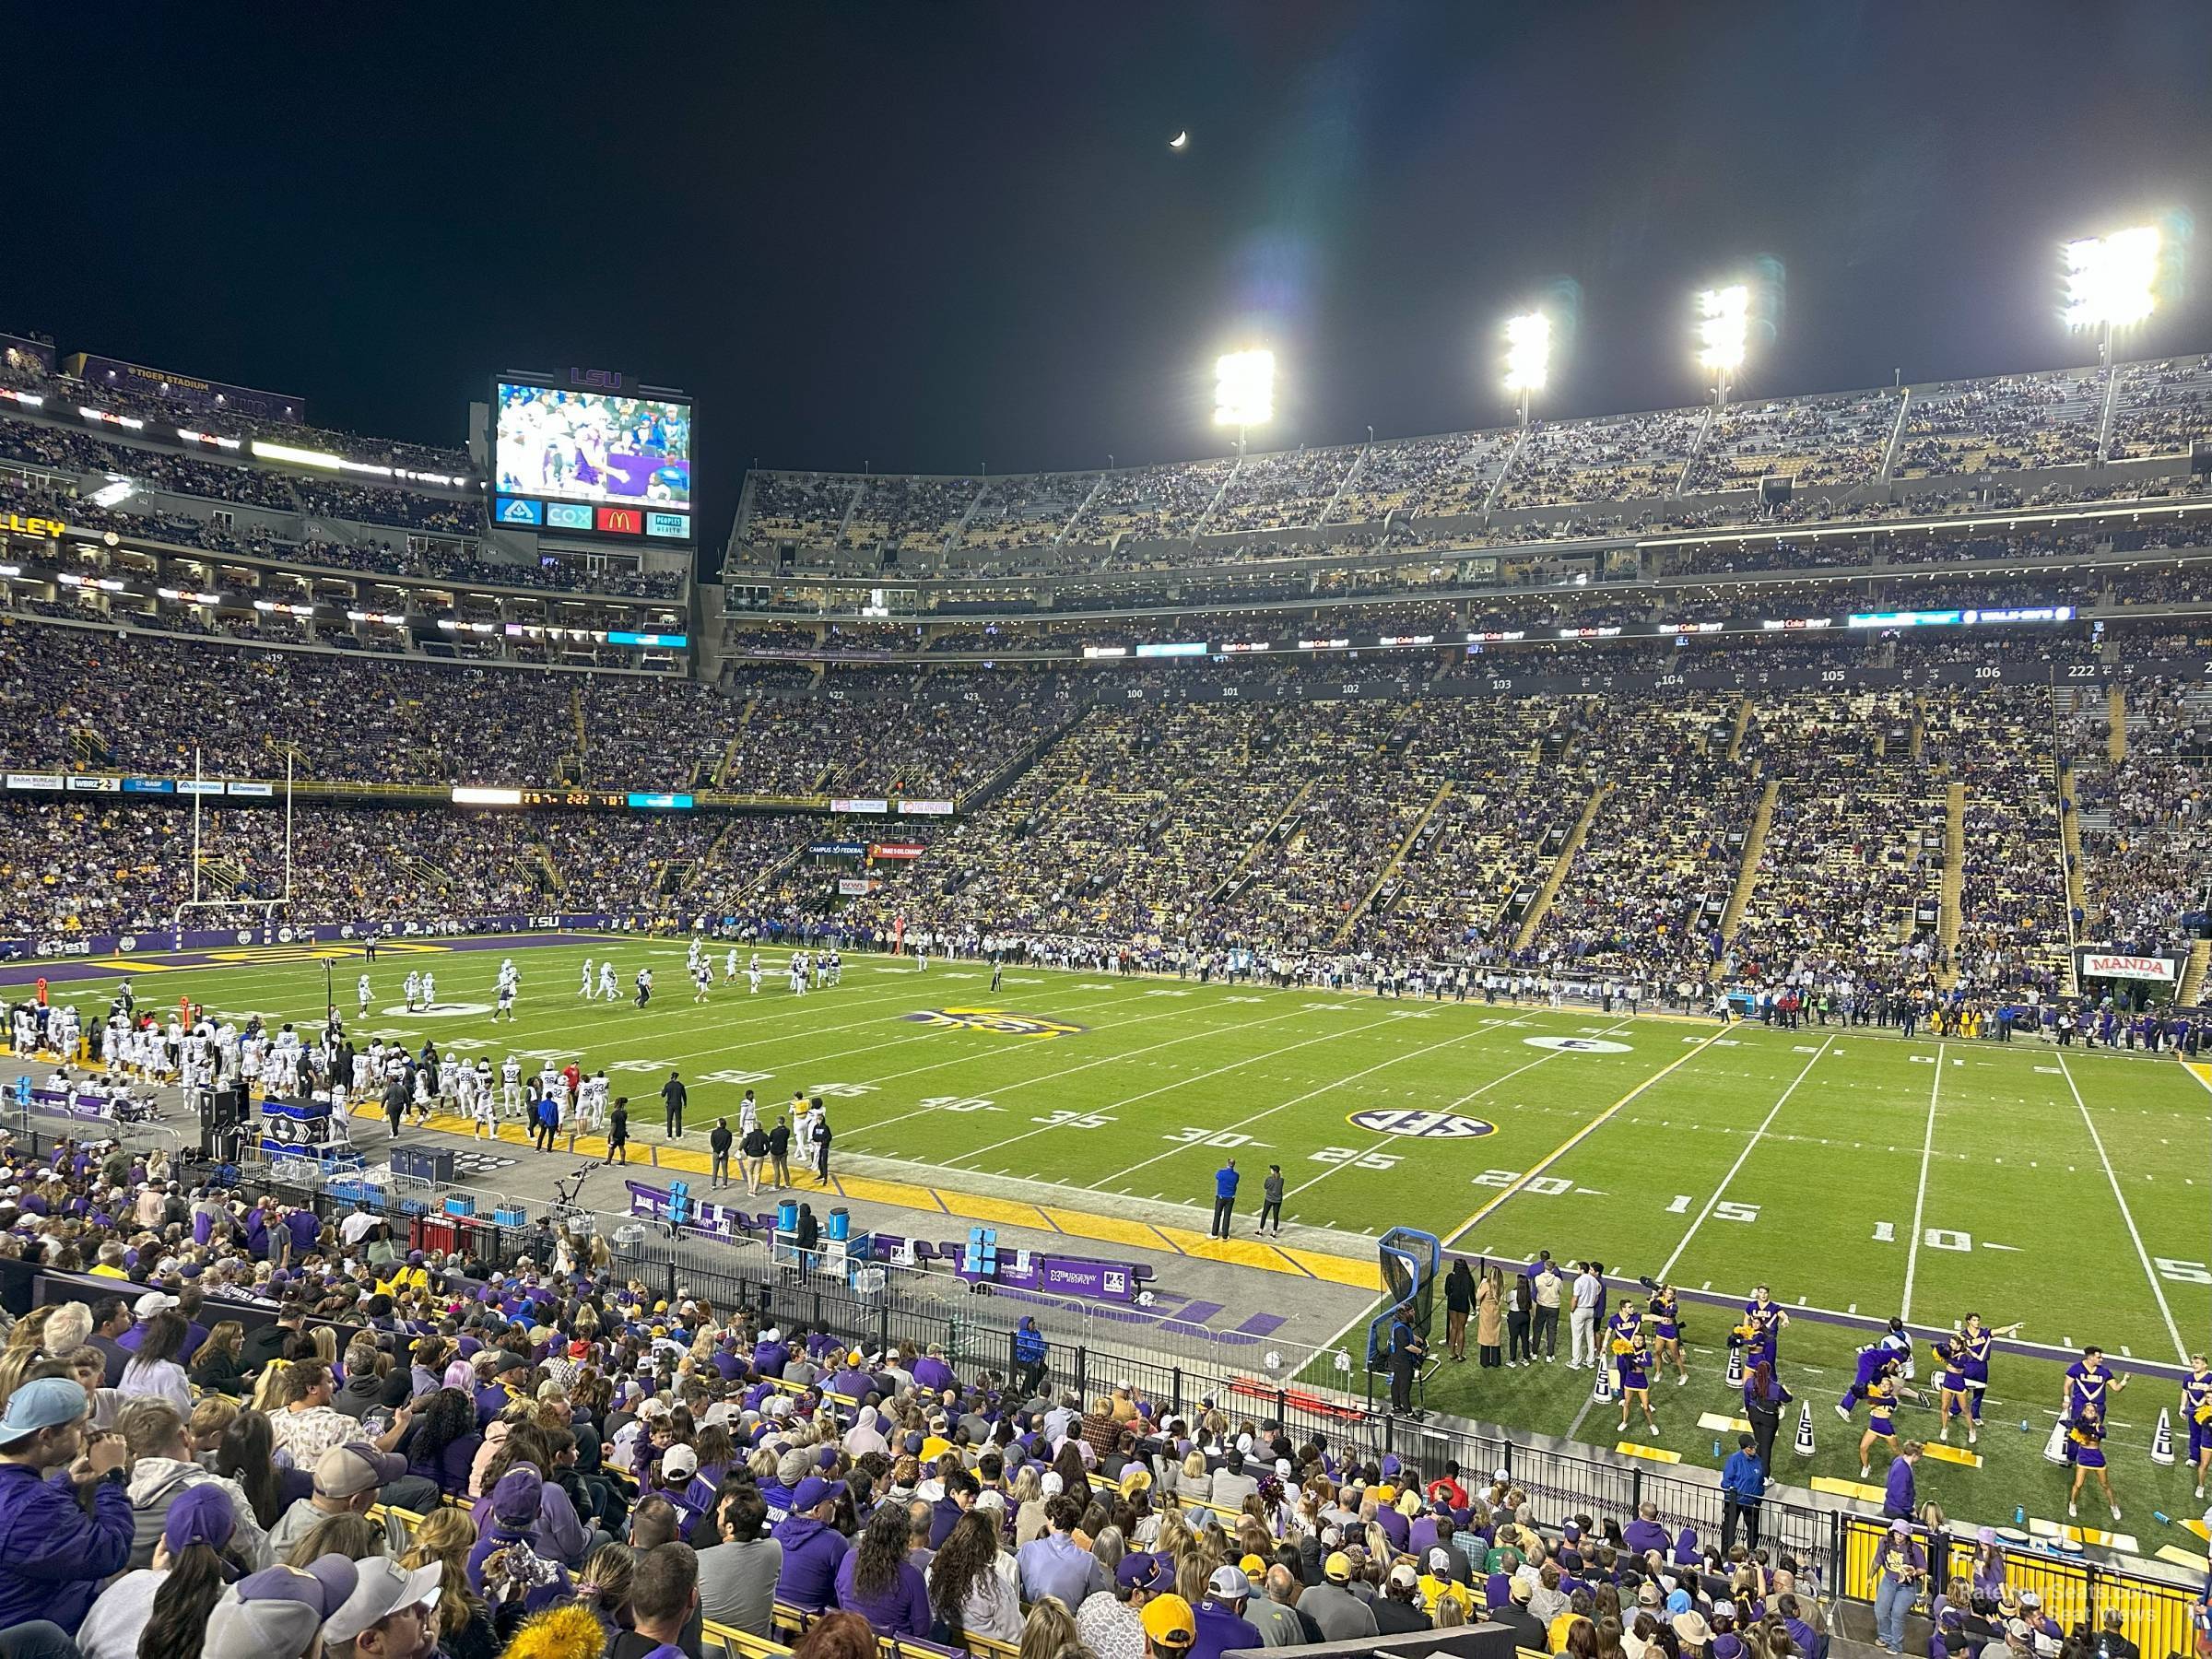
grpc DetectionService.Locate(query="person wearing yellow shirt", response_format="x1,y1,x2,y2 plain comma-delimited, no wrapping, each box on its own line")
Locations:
1417,1547,1475,1621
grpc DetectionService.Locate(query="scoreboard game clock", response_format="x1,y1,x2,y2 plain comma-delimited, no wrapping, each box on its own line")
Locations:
516,790,696,810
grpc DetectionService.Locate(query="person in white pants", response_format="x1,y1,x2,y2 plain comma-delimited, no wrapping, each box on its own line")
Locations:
1570,1264,1603,1370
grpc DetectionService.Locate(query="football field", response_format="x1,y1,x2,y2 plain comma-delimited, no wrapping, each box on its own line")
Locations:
20,935,2212,1530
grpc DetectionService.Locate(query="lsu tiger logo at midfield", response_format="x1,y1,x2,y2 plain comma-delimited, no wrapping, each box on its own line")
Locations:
902,1006,1087,1039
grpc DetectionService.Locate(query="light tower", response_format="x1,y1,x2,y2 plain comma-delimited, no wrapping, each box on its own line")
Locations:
1502,311,1551,427
1695,284,1749,408
1213,349,1274,456
2062,225,2161,368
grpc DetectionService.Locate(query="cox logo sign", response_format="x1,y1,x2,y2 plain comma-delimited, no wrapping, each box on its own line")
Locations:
1347,1109,1497,1139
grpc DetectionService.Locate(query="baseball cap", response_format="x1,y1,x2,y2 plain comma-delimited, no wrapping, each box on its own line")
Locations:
0,1377,88,1444
1889,1518,1912,1535
1388,1563,1419,1589
323,1556,443,1645
491,1466,543,1524
1116,1552,1159,1591
792,1475,846,1512
2006,1621,2033,1642
203,1559,359,1659
663,1444,699,1480
164,1483,238,1558
134,1290,178,1318
1324,1551,1352,1583
1141,1594,1197,1649
1207,1564,1251,1602
314,1443,406,1499
1427,1547,1453,1575
1238,1554,1265,1578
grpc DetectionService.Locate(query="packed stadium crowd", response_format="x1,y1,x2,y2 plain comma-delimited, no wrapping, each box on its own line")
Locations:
0,1131,1862,1659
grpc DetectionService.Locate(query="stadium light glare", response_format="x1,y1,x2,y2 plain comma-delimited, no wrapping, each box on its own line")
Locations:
1213,350,1275,431
2062,225,2159,333
1696,285,1749,374
1502,312,1551,394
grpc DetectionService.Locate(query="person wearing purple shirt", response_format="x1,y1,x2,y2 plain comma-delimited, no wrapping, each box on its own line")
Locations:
1375,1502,1410,1554
830,1363,873,1400
773,1476,851,1609
835,1503,931,1636
912,1350,957,1394
1193,1569,1265,1659
1870,1522,1926,1654
754,1332,790,1377
1622,1502,1669,1559
1882,1444,1920,1520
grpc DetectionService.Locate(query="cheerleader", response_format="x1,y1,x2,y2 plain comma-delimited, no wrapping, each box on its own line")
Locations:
1858,1368,1916,1477
2064,1346,2128,1422
1932,1338,1976,1446
1955,1312,2023,1425
2180,1351,2210,1500
1741,1285,1788,1369
2065,1400,2119,1521
1649,1286,1689,1385
1615,1332,1659,1436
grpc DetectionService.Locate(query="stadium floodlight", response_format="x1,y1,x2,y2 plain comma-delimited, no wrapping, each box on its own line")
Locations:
1695,284,1749,406
1213,349,1275,449
2063,225,2160,364
1502,311,1551,424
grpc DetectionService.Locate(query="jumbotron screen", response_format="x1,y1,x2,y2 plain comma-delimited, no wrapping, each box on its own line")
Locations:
491,381,693,544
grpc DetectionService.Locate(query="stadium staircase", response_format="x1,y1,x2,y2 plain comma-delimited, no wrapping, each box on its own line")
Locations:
397,856,451,892
1316,443,1370,527
1720,779,1779,940
1053,472,1108,546
1213,782,1314,900
520,841,561,896
2108,684,2130,761
193,853,251,895
1333,781,1453,946
1513,781,1609,950
1187,454,1244,539
831,483,863,547
1938,781,1966,974
2056,761,2085,994
658,860,695,896
262,735,312,780
940,483,989,553
1485,426,1531,512
1877,386,1912,480
70,727,105,768
1724,695,1753,761
2181,940,2211,1006
1672,405,1716,497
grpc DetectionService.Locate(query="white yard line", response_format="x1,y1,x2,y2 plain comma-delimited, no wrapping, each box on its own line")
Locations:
943,1008,1403,1170
1899,1040,1945,1324
836,1005,1317,1149
1284,1017,1636,1199
2058,1051,2189,1361
1083,1025,1486,1191
1655,1034,1835,1280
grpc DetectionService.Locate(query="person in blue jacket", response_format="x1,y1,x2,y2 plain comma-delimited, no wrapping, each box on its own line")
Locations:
0,1376,136,1635
1210,1159,1240,1239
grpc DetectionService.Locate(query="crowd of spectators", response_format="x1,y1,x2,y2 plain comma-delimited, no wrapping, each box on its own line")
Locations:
2068,677,2212,952
1207,445,1362,534
0,1136,1842,1659
1682,391,1897,494
1498,408,1706,510
2105,353,2212,460
1892,371,2102,478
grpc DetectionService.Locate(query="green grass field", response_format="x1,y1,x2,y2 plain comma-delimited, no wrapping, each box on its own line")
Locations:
17,935,2212,1535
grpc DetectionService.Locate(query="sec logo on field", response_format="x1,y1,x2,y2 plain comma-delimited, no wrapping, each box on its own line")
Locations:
902,1006,1088,1039
1346,1109,1497,1138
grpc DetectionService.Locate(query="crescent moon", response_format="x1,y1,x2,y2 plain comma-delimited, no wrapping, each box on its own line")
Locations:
1169,131,1189,150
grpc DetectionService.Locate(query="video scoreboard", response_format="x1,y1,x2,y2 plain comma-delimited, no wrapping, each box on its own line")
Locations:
490,374,693,546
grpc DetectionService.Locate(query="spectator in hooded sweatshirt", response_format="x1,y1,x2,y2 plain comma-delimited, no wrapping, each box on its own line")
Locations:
773,1475,851,1609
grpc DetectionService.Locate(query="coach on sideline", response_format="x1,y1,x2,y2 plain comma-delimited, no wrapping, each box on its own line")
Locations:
1209,1159,1240,1239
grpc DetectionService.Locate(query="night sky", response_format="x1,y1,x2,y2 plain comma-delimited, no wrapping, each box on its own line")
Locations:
16,3,2212,568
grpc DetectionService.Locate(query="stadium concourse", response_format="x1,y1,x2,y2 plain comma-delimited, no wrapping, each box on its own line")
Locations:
5,330,2212,1659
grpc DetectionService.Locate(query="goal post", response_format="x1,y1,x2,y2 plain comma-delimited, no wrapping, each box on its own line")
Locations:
166,747,296,942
